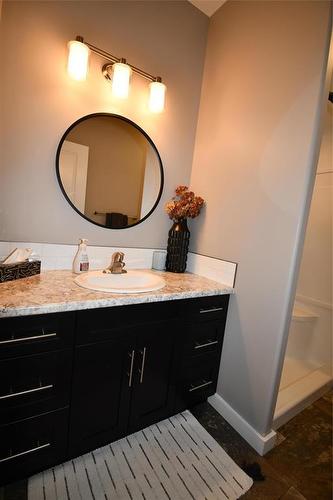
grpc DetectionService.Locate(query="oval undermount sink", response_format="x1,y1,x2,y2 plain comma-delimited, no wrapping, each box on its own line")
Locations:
74,270,165,294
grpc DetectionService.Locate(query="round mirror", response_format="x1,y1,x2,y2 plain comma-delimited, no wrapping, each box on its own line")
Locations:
56,113,164,229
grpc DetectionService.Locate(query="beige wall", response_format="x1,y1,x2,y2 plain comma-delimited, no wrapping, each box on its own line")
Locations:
66,117,149,224
190,0,331,435
0,0,208,246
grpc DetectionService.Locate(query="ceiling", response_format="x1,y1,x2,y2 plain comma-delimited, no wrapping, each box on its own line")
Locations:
188,0,227,17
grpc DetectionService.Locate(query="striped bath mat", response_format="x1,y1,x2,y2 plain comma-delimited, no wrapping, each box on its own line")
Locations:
28,411,253,499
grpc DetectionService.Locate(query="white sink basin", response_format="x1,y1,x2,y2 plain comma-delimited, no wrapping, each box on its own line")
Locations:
74,270,165,294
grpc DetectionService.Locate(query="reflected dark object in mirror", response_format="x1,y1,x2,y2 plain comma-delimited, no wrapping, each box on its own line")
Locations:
105,212,128,229
56,113,164,229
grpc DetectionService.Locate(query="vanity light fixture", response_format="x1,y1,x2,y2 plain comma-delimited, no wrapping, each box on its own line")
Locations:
149,78,167,114
67,35,166,112
67,37,90,81
110,59,132,99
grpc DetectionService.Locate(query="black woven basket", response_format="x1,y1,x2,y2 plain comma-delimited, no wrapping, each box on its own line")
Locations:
0,260,41,283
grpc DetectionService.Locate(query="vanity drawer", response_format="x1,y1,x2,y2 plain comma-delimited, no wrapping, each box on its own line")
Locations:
0,312,75,359
176,354,220,411
76,301,180,345
0,350,72,425
185,295,229,322
0,408,68,486
186,319,225,357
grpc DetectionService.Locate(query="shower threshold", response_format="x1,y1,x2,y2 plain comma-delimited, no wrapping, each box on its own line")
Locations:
273,358,332,429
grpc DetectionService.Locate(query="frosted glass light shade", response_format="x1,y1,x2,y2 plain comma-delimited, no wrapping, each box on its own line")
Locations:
148,81,166,113
112,62,132,99
67,40,89,81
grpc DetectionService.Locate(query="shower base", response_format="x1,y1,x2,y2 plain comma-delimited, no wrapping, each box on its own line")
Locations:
273,356,332,429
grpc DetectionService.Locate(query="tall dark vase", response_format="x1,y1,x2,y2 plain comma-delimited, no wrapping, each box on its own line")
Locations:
166,219,190,273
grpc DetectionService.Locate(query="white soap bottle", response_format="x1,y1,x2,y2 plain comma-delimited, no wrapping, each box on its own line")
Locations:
73,239,89,274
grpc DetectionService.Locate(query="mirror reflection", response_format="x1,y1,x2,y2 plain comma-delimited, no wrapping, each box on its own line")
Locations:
57,114,163,229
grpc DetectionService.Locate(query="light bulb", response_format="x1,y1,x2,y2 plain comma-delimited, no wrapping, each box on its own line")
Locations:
148,80,166,113
111,62,131,99
67,39,89,81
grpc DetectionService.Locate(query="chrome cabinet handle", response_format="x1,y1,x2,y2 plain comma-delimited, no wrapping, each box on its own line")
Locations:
194,339,218,349
199,307,223,314
127,350,135,388
0,442,51,463
0,384,53,401
189,380,213,392
139,347,146,384
0,330,57,345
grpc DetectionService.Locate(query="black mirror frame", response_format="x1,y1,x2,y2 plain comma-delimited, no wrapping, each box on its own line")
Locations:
55,113,164,230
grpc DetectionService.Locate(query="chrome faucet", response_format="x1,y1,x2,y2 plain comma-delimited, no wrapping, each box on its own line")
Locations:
103,252,127,274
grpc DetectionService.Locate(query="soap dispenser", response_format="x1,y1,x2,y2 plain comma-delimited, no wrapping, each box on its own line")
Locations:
73,239,89,274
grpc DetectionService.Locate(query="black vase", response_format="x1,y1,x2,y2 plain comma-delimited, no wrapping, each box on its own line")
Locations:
166,219,190,273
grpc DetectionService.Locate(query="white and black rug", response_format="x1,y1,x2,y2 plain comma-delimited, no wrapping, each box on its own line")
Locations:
28,411,253,500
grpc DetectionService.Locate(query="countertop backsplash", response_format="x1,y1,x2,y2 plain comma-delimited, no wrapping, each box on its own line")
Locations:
0,242,237,288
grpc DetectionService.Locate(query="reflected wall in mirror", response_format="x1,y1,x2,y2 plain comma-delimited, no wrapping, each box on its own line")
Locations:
56,114,164,229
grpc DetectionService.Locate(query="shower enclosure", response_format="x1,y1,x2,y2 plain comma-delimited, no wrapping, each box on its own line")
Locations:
274,97,333,429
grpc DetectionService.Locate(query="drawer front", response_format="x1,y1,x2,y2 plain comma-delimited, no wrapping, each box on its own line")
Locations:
76,301,180,345
0,350,72,425
0,409,68,486
185,295,229,322
0,312,75,359
175,354,220,411
186,320,224,357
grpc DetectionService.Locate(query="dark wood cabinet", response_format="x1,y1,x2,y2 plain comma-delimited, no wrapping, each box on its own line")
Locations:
70,316,179,454
0,294,230,486
69,331,135,456
128,320,177,432
175,294,230,411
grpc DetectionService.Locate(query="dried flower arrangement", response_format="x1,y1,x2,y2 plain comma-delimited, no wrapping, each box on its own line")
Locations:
165,186,205,222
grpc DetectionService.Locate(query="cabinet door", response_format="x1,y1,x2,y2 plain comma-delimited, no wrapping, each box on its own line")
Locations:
129,321,177,432
69,332,135,457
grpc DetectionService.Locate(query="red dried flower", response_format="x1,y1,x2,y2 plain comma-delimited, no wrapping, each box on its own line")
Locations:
165,186,205,221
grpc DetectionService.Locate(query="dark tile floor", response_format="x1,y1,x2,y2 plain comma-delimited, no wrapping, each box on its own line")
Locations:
192,390,333,500
1,391,332,500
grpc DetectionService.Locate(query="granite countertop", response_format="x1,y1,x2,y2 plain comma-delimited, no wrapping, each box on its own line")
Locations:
0,270,233,318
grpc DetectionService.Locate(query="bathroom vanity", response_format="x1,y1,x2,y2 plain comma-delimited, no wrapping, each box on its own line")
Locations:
0,270,231,485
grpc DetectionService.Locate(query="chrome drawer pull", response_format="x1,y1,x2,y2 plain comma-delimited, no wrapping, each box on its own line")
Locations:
139,347,146,384
127,350,135,388
0,384,53,400
189,380,213,392
0,442,51,463
0,330,57,345
194,340,218,349
199,307,223,314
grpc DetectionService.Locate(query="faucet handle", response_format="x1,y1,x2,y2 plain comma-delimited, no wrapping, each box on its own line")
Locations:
103,251,127,274
118,252,126,273
111,251,122,263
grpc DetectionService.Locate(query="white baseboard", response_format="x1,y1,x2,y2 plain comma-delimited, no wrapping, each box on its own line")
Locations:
208,393,277,456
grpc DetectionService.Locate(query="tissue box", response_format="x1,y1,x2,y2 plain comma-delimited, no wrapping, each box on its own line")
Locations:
0,260,41,283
